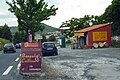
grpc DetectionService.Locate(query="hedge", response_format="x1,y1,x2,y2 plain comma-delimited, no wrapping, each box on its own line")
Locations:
112,40,120,48
0,38,11,51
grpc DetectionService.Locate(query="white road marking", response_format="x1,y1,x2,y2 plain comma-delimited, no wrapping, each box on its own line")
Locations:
20,54,21,57
2,66,13,75
17,62,21,70
15,58,19,61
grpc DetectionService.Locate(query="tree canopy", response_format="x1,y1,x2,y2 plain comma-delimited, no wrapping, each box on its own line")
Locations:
60,0,120,37
48,35,56,41
60,15,105,37
102,0,120,36
0,24,12,41
6,0,58,40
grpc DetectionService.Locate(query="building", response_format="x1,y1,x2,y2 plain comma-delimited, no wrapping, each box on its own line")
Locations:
74,24,112,49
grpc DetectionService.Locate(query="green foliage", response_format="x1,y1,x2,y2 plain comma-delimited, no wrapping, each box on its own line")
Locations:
102,0,120,36
112,40,120,48
66,40,71,44
41,34,48,42
35,23,60,34
0,38,11,51
60,15,105,37
9,23,60,35
0,38,11,45
6,0,58,40
0,27,2,37
60,0,120,37
0,24,12,41
48,35,56,42
13,31,28,44
19,31,27,42
9,24,59,43
13,32,21,44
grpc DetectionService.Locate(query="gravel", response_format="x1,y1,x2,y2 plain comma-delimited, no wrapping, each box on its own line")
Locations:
43,48,120,80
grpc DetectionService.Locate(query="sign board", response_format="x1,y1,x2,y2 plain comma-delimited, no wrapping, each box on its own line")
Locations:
93,31,107,41
35,34,42,40
59,39,62,45
20,42,42,74
74,32,84,38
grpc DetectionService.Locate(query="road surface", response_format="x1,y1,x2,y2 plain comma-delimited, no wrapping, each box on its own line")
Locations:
0,48,120,80
43,48,120,80
0,49,20,80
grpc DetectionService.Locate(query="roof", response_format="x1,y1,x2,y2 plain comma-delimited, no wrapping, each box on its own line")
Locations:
42,42,56,44
75,24,111,33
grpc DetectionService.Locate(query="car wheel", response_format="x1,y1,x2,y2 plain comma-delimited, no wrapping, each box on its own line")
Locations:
54,52,58,56
4,51,7,53
3,51,6,53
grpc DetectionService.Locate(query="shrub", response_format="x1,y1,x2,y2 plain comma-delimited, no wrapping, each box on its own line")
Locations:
0,38,11,51
112,40,120,48
66,40,72,46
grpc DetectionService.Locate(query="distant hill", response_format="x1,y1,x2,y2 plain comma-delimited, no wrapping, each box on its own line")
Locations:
9,23,60,34
37,23,60,34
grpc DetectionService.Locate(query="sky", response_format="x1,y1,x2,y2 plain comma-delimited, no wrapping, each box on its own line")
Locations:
0,0,112,28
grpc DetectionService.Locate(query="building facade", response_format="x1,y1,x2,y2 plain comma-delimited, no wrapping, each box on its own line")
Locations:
74,24,112,49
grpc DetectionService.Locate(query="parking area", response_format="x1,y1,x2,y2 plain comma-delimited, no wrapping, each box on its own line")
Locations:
43,48,120,80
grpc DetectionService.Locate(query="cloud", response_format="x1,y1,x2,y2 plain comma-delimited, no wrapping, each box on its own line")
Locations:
0,13,15,18
43,0,112,28
0,11,17,26
0,12,6,15
0,0,17,26
0,18,18,26
0,0,112,27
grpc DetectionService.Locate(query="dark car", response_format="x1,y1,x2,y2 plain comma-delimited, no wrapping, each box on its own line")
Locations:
3,43,16,53
15,43,21,49
42,42,58,56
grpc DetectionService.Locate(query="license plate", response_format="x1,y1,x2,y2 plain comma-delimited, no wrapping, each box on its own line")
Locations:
47,48,53,50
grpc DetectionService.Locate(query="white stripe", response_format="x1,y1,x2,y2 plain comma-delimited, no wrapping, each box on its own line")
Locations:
15,58,19,61
17,62,21,70
2,66,13,75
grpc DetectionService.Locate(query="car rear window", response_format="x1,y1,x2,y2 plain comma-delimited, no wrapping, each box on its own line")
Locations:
44,43,55,47
4,44,13,47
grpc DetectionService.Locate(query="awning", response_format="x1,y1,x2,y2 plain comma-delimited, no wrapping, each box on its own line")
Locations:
74,32,84,38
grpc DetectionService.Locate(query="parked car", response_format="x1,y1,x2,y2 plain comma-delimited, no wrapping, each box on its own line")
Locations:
42,42,58,56
15,43,21,49
3,43,16,53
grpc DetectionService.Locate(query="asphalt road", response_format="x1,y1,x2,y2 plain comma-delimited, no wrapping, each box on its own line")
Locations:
43,48,120,80
0,49,20,80
0,48,120,80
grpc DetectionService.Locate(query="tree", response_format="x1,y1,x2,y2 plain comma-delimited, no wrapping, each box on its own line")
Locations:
13,32,21,44
60,15,105,37
0,27,2,38
60,18,84,37
102,0,120,36
6,0,58,40
41,34,47,42
1,24,12,41
19,31,27,42
13,30,28,44
48,35,56,41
